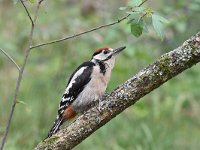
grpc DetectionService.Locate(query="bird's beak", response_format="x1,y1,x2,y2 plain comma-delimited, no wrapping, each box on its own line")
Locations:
112,46,126,56
102,46,126,61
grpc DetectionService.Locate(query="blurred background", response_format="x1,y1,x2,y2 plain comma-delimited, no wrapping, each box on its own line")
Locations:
0,0,200,150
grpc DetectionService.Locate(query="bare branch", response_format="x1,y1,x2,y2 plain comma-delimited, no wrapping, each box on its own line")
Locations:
35,32,200,150
30,14,130,49
30,0,148,50
139,0,148,7
0,48,20,71
0,1,44,149
20,0,34,25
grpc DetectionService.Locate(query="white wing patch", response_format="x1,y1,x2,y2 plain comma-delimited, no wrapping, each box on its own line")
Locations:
62,66,87,102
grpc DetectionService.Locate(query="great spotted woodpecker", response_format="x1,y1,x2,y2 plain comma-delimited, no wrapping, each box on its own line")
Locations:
46,46,126,138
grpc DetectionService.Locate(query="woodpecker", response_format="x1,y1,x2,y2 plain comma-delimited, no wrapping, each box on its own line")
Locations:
46,46,126,138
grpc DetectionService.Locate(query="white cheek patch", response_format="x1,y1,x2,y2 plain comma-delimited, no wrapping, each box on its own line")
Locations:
93,53,104,60
108,48,113,51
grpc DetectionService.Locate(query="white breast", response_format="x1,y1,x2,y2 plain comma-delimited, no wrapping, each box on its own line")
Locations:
72,64,112,112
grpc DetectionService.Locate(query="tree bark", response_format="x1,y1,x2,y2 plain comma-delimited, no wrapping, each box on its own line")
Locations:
35,32,200,150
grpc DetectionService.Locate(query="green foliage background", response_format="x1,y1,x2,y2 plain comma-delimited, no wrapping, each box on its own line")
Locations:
0,0,200,150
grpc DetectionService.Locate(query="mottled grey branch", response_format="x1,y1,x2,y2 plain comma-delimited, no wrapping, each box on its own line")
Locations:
35,32,200,150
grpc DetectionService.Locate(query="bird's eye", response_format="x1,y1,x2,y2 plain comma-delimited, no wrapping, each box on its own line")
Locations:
103,50,109,54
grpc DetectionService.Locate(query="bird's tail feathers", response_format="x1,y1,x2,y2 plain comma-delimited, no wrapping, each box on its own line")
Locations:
46,115,63,139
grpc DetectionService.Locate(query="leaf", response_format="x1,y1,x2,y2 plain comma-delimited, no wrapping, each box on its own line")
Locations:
119,7,128,10
152,13,169,39
127,18,135,24
154,14,169,23
126,7,146,15
16,100,27,105
133,6,146,13
131,0,143,6
143,20,148,32
130,19,144,37
126,11,143,16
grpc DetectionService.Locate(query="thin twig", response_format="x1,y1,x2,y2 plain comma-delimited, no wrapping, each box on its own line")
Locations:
30,14,130,49
20,0,34,25
0,48,20,71
139,0,148,7
0,1,44,150
30,0,148,50
140,12,148,20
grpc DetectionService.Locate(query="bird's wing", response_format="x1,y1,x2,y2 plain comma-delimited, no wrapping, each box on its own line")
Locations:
58,61,95,115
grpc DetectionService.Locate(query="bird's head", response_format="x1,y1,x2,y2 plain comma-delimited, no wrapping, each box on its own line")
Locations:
91,46,126,62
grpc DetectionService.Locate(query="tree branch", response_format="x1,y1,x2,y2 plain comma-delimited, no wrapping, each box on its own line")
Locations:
0,1,44,149
30,15,130,49
0,48,20,71
20,0,34,25
35,32,200,150
30,0,148,50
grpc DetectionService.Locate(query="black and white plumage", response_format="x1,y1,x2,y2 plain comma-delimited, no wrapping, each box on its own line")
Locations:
59,62,95,114
46,46,126,138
